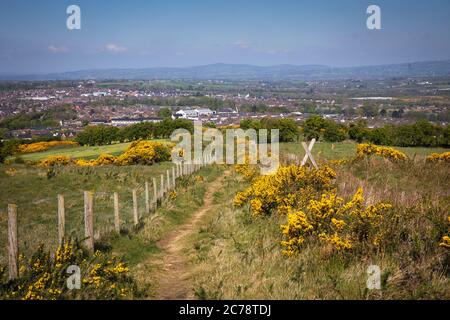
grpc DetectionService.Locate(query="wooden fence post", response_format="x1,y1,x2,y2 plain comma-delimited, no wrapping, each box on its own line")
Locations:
84,191,94,254
145,181,150,214
167,170,171,191
7,204,18,280
132,189,139,226
152,177,158,209
160,174,165,198
114,192,120,233
57,194,65,245
172,167,176,187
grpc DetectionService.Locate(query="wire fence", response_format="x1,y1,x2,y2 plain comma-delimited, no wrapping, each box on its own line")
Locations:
1,156,214,279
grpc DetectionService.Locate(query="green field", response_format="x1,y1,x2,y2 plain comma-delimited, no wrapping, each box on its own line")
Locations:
14,140,448,164
280,141,448,161
14,139,169,162
0,161,176,265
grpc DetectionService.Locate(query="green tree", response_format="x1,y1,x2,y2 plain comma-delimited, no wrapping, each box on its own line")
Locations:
157,108,172,119
361,104,379,117
302,116,326,141
348,120,368,143
323,120,347,142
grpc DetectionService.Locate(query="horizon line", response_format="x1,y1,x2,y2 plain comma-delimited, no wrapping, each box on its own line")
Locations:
2,58,450,77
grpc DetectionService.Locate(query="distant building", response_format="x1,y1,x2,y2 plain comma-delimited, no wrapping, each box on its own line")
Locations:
93,91,109,97
90,119,109,126
173,108,216,120
218,108,238,114
110,117,163,127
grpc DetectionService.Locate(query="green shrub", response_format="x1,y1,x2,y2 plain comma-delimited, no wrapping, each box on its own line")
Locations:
0,240,137,300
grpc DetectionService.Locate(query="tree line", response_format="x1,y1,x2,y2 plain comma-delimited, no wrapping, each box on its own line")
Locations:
1,117,448,164
75,119,194,146
301,116,449,147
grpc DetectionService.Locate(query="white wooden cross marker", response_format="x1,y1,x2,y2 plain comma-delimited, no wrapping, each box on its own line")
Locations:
301,138,318,169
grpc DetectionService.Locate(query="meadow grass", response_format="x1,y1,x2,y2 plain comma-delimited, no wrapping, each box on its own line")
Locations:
188,159,450,300
280,141,448,161
1,141,449,299
0,161,177,265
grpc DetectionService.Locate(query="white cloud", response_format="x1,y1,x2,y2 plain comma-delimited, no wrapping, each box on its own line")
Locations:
48,45,69,53
232,41,251,49
105,43,128,53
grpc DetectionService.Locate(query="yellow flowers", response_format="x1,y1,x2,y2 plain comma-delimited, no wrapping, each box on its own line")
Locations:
114,141,171,166
37,141,172,168
440,236,450,249
234,156,259,180
195,175,204,182
169,191,178,200
319,233,352,251
426,152,450,163
357,144,408,162
234,164,336,216
2,240,135,300
280,188,392,255
75,153,117,167
39,155,72,167
18,141,78,154
77,141,171,166
280,210,312,256
55,242,75,268
105,262,129,275
5,168,17,176
439,216,450,249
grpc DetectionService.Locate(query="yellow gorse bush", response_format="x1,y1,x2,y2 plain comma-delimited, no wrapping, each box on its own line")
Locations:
234,155,259,180
234,164,336,216
426,152,450,163
280,188,392,256
39,155,72,167
357,144,408,162
75,154,117,167
18,141,78,154
38,141,172,167
115,141,171,166
439,216,450,249
1,240,135,300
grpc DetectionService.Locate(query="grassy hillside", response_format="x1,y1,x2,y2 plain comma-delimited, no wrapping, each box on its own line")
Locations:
1,141,448,299
0,162,176,265
12,140,447,164
280,141,448,162
188,159,450,299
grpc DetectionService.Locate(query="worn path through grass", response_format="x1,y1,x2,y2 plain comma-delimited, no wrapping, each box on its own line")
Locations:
153,170,230,300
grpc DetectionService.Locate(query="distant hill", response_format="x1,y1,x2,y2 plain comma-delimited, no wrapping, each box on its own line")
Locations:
2,60,450,81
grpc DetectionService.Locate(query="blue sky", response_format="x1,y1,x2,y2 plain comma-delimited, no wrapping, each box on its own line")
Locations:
1,0,450,73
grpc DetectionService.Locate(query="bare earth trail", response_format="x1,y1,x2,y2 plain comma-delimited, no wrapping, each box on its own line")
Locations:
154,171,229,300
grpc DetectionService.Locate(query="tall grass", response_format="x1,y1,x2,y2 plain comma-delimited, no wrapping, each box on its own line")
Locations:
189,160,450,299
0,162,176,265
